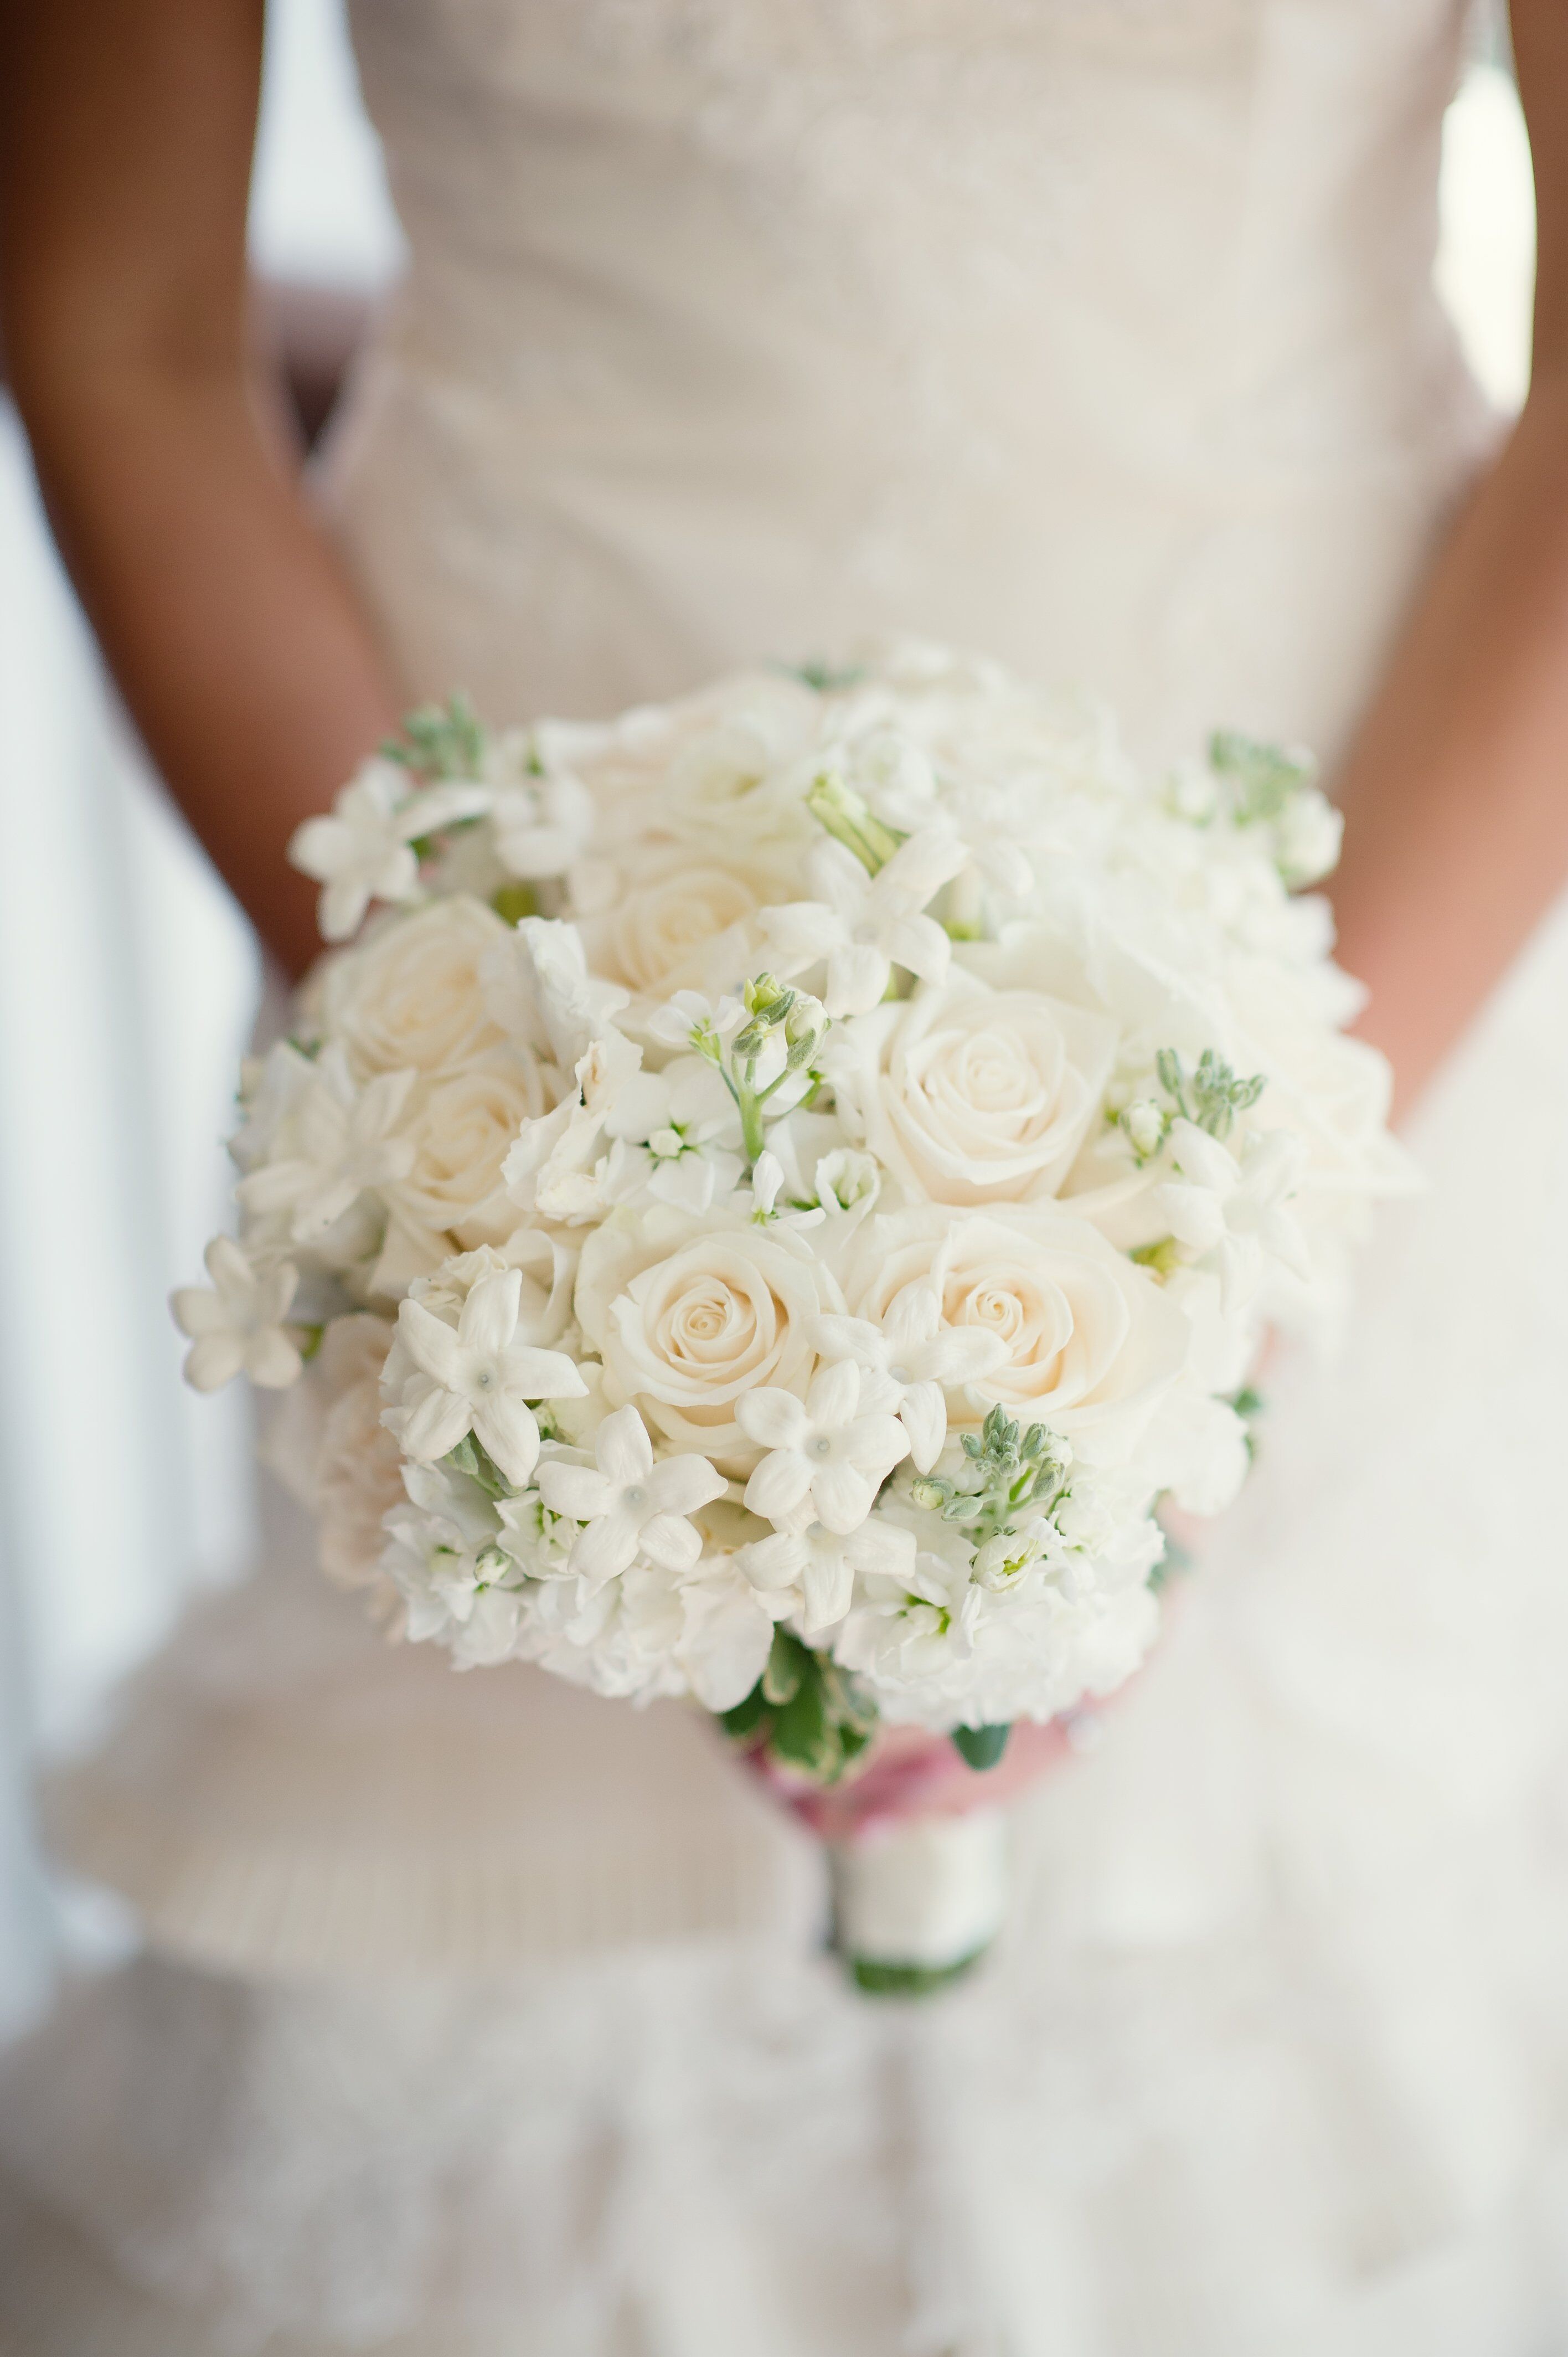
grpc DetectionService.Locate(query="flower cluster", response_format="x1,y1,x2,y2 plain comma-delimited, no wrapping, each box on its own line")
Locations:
180,642,1409,1769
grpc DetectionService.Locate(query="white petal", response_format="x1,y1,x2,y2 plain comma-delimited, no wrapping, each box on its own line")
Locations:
183,1331,246,1392
572,1509,642,1581
398,1298,468,1391
744,1450,814,1523
647,1454,728,1515
473,1396,542,1488
823,939,888,1018
736,1531,806,1592
884,909,951,985
535,1463,615,1521
503,1345,589,1401
170,1284,230,1340
798,1546,854,1635
809,1460,874,1535
846,1517,918,1575
246,1329,304,1390
400,1385,473,1463
806,1357,862,1427
596,1402,653,1487
639,1512,704,1572
459,1268,522,1359
734,1387,811,1450
899,1381,947,1474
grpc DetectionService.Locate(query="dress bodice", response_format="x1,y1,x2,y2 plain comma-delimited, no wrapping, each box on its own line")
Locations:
329,0,1491,764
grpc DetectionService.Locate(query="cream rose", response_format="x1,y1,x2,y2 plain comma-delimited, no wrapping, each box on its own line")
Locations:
260,1314,403,1591
576,1208,839,1473
847,1206,1187,1463
575,851,767,1003
831,975,1116,1207
391,1047,558,1249
325,896,512,1081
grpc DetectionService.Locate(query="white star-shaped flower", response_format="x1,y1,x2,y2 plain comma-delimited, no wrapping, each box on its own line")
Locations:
737,1360,910,1535
489,769,592,880
288,758,490,943
737,1510,916,1636
236,1049,417,1242
172,1237,301,1392
644,989,747,1054
810,1284,1007,1471
600,1058,744,1216
1155,1118,1311,1308
393,1267,588,1486
535,1406,726,1587
763,828,968,1016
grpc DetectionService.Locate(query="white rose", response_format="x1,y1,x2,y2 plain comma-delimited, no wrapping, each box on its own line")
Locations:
323,896,512,1080
845,1206,1188,1464
575,850,766,1003
575,1207,840,1474
391,1048,558,1250
829,972,1116,1207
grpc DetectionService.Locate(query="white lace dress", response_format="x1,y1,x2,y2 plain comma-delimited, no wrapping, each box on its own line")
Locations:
10,3,1568,2351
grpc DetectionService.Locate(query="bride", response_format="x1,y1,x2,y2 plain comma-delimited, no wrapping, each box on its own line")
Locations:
4,1,1568,2349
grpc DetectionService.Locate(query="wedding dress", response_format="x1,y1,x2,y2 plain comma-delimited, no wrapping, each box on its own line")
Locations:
9,3,1568,2351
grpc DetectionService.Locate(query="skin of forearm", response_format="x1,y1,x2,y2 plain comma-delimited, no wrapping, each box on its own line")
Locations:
21,358,400,977
1329,365,1568,1116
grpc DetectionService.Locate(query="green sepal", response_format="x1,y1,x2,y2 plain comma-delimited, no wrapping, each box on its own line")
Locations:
952,1722,1012,1771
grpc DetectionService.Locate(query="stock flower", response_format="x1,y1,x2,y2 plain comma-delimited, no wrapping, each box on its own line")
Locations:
737,1359,909,1533
172,1238,301,1392
737,1510,916,1637
288,758,489,942
393,1267,587,1486
535,1405,726,1584
1156,1119,1311,1306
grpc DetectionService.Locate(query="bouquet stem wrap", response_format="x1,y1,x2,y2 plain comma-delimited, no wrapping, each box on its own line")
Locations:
829,1809,1008,1996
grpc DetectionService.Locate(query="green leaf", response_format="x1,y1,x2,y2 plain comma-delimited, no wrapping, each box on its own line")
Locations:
719,1681,770,1738
761,1627,807,1707
443,1432,518,1500
952,1723,1012,1771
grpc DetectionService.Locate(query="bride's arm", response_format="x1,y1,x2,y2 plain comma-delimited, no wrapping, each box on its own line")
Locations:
0,0,400,978
1330,1,1568,1115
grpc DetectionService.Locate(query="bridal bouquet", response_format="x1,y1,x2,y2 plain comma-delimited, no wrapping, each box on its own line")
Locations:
174,641,1405,1991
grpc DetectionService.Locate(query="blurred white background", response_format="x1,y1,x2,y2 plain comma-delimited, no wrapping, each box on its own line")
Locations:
0,3,1540,2030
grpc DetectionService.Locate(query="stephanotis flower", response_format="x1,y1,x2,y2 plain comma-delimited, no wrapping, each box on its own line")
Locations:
737,1361,910,1534
393,1267,587,1486
737,1510,916,1637
235,1049,417,1243
172,1238,303,1392
489,768,592,879
288,758,490,942
762,828,967,1017
535,1406,726,1586
810,1284,1007,1471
